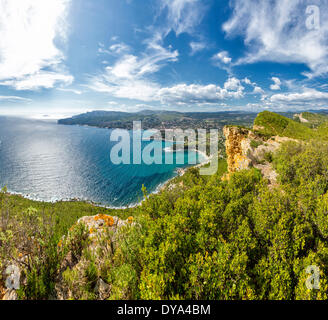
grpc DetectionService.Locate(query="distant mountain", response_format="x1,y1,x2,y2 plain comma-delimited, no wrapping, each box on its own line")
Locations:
58,110,258,130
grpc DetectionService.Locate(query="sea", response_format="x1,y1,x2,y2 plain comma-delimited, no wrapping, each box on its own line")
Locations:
0,116,206,207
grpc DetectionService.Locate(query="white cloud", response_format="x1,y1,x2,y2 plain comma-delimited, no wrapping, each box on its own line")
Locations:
213,51,232,64
159,0,206,36
89,0,247,107
223,0,328,77
89,40,178,102
270,88,328,103
109,43,130,54
0,0,72,90
89,17,180,102
1,72,73,91
270,77,282,91
0,96,31,102
224,77,243,91
89,77,160,102
57,88,83,95
247,87,328,111
243,78,252,85
190,41,207,55
109,47,178,80
90,75,246,105
253,86,265,94
99,43,130,55
158,82,244,104
241,77,265,95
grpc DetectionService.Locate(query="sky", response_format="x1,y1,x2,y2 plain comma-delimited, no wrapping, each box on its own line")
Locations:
0,0,328,119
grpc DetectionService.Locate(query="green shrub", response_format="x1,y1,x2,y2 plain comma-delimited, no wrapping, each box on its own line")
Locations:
250,140,263,149
264,151,273,163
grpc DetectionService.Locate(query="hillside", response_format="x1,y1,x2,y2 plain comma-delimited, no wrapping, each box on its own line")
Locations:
58,110,258,130
2,111,328,300
294,112,328,128
254,111,316,140
254,111,328,142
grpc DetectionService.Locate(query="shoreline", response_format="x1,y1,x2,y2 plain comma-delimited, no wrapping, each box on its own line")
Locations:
2,150,212,211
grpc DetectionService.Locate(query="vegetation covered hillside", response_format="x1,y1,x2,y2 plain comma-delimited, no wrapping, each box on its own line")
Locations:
254,111,316,140
2,111,328,300
294,112,328,128
255,111,328,141
58,110,257,130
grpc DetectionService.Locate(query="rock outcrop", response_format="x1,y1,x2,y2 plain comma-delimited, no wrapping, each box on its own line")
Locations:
223,126,296,186
223,126,254,173
76,214,134,243
294,113,309,123
55,214,135,300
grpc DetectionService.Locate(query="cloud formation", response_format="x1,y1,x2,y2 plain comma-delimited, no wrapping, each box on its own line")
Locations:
253,86,265,94
270,88,328,104
159,0,206,36
190,41,207,55
90,68,246,104
270,77,282,91
0,0,72,90
0,96,31,102
90,37,179,102
214,51,232,64
158,80,244,104
223,0,328,77
90,0,213,105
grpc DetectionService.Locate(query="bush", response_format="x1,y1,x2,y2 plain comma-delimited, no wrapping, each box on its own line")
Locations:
250,140,263,149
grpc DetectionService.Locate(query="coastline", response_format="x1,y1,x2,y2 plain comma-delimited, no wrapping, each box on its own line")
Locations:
2,149,212,211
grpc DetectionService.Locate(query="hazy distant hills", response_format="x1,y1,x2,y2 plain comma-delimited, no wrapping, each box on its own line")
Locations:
58,110,259,130
58,109,328,132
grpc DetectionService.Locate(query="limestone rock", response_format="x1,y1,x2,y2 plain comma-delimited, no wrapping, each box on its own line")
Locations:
294,113,309,123
223,126,252,173
2,289,17,300
76,214,135,244
95,278,111,300
223,126,298,186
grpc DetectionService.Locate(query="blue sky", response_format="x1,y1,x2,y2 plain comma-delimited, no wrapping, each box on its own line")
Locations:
1,0,328,118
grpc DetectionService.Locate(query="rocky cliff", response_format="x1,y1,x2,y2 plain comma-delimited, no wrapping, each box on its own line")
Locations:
223,126,295,185
223,126,253,173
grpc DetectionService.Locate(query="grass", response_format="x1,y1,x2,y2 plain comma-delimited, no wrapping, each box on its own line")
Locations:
1,193,134,238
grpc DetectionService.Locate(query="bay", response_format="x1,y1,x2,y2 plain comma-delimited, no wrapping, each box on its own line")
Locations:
0,117,205,207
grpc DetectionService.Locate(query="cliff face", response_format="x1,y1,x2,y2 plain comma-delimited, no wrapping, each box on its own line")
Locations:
223,126,291,186
223,126,253,173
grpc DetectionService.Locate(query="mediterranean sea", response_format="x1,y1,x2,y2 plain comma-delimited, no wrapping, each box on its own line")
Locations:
0,117,205,207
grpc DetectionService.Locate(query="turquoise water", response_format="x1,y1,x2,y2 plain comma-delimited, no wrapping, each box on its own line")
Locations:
0,117,204,207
